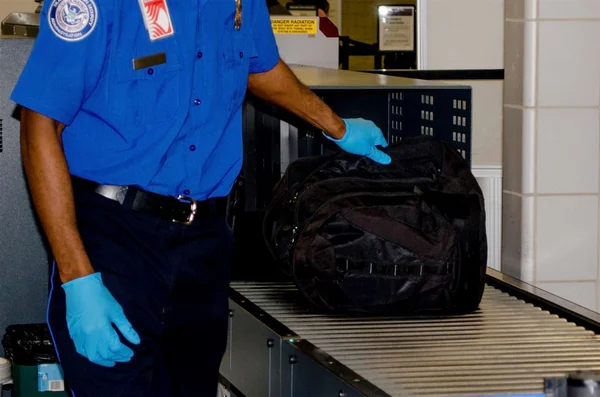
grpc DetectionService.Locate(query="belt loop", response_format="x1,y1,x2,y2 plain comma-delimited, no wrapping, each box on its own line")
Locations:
209,198,216,216
122,187,137,209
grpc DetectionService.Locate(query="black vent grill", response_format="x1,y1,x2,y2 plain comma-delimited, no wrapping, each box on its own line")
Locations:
0,118,3,153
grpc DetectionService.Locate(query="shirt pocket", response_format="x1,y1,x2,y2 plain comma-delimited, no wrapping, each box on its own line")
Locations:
219,33,251,112
110,40,182,127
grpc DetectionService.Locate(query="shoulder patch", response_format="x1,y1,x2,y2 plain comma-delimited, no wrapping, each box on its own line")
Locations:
48,0,98,42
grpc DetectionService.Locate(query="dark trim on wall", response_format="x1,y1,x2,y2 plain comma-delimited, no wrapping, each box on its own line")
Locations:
359,69,505,81
219,375,248,397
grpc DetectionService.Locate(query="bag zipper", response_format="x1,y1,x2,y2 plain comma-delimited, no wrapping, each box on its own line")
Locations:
290,188,419,248
291,189,461,290
268,171,438,261
292,176,432,223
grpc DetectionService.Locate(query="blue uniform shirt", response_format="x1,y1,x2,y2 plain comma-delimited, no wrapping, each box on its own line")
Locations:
11,0,280,200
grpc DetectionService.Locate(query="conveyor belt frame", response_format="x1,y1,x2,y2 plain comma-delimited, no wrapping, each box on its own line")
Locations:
219,268,600,397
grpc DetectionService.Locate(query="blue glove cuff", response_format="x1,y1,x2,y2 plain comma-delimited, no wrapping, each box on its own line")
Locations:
61,272,101,291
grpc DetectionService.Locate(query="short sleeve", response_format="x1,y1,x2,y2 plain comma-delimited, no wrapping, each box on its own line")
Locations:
249,0,280,73
10,0,112,125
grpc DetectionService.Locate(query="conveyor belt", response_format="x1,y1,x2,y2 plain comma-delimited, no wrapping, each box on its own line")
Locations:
230,281,600,397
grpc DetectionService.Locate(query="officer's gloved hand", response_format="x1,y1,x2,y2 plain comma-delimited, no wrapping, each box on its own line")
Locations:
324,118,392,165
61,273,141,367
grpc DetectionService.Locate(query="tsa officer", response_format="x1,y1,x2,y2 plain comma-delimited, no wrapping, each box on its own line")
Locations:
10,0,391,395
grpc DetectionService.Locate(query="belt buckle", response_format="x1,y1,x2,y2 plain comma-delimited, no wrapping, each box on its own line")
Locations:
174,195,198,225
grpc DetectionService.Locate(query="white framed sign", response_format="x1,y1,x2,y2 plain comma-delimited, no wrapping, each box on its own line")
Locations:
377,5,415,52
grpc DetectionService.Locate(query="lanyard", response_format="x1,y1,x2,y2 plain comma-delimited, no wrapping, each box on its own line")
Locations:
235,0,242,30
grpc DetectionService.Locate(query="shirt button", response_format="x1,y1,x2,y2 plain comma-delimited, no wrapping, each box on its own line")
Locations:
194,98,201,105
239,51,244,58
147,68,154,75
189,145,196,151
183,189,190,195
197,51,203,58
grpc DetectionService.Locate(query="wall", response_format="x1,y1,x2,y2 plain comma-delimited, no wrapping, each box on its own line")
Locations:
0,37,48,358
425,0,505,259
338,0,504,168
0,0,36,20
418,0,504,169
423,0,504,70
340,0,504,71
502,0,600,312
445,79,503,167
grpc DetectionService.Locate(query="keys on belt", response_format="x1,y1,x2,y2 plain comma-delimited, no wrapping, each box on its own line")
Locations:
72,176,227,225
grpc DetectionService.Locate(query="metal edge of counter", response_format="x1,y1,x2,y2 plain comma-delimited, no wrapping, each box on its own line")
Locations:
0,35,34,39
227,269,600,397
485,268,600,335
227,287,393,397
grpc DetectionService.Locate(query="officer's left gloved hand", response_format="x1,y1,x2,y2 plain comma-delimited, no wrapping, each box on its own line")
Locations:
323,118,392,165
62,273,140,367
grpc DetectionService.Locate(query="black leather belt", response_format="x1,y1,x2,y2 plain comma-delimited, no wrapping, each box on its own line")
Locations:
72,176,228,225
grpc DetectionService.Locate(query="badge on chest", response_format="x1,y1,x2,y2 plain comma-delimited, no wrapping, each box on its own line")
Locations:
137,0,174,41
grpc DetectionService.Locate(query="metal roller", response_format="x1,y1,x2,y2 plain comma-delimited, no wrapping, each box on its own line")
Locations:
229,280,600,397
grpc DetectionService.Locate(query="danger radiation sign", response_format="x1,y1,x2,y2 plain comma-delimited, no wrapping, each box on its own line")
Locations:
271,18,318,35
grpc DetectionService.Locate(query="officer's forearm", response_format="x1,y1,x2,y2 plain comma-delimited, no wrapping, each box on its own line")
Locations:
20,108,95,283
247,59,346,140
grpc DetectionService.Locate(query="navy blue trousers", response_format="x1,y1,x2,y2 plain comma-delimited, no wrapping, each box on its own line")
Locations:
47,187,233,397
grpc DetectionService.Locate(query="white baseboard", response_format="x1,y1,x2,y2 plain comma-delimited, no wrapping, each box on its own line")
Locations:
472,166,502,271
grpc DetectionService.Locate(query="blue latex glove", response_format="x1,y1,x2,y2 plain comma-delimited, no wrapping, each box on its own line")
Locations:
324,118,392,165
61,273,140,367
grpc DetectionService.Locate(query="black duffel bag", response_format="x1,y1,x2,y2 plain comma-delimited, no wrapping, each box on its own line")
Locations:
262,136,487,315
